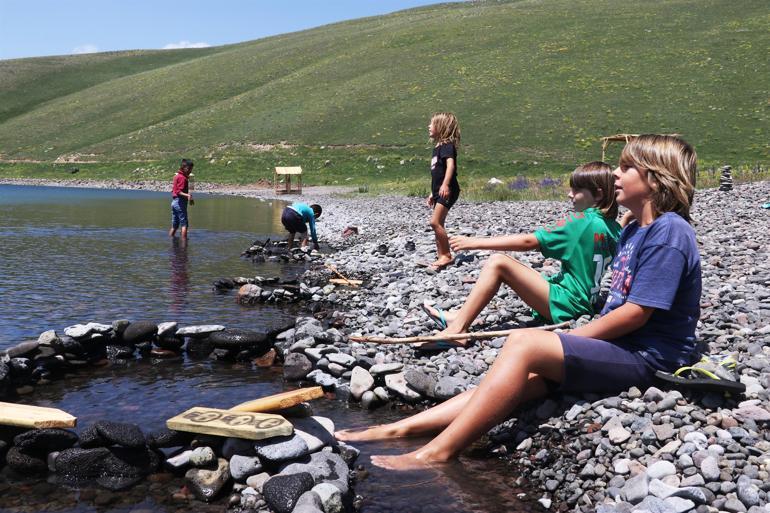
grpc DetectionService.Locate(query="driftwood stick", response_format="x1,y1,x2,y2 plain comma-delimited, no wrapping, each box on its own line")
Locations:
324,263,357,287
349,321,571,344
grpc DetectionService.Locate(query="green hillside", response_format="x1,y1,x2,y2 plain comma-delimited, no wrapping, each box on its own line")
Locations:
0,0,767,192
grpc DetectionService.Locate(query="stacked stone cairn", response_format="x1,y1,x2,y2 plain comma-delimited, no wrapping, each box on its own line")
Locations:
720,166,734,192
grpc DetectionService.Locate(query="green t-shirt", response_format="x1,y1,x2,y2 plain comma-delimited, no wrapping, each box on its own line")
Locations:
534,207,622,322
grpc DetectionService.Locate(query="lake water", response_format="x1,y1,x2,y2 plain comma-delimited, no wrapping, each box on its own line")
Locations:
0,185,534,513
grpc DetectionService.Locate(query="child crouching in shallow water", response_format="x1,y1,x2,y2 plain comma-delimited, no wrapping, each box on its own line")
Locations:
420,162,621,350
336,135,702,470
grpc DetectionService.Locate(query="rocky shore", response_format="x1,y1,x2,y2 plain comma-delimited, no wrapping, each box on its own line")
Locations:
1,178,768,513
277,181,769,513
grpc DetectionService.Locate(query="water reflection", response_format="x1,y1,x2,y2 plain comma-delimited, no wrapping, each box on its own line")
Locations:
169,237,190,314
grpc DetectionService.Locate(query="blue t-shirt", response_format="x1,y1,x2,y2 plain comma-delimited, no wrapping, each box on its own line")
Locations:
601,213,702,370
289,202,318,244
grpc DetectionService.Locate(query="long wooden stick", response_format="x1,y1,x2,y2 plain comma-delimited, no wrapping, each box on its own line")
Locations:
325,263,357,287
349,321,571,344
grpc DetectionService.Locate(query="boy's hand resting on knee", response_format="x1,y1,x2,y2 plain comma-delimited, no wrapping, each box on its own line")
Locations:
426,195,435,208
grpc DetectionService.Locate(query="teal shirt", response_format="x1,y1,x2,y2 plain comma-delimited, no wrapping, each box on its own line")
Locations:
289,203,318,243
534,208,622,321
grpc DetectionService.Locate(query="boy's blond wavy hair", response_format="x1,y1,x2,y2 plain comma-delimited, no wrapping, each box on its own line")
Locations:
620,134,697,222
569,161,619,220
430,112,461,146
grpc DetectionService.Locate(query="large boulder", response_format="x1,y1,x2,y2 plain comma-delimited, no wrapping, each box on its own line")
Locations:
207,328,269,352
13,428,78,456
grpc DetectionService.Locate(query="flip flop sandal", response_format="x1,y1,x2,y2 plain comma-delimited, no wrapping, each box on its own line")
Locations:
654,363,745,395
420,304,447,329
415,340,465,353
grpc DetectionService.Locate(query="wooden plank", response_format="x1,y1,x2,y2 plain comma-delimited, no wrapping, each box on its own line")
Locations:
229,387,324,413
0,402,77,429
167,407,292,440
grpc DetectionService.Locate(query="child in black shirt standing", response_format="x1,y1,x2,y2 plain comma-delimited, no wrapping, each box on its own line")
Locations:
426,112,461,271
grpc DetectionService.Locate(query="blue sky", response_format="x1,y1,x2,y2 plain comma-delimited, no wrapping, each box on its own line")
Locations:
0,0,453,60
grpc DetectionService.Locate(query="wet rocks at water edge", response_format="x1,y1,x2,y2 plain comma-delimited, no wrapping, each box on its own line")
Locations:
0,319,293,399
0,407,357,511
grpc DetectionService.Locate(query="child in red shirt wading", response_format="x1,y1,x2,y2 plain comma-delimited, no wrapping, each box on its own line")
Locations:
169,159,194,238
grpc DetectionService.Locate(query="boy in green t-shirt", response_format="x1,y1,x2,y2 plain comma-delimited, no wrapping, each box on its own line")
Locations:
421,162,621,349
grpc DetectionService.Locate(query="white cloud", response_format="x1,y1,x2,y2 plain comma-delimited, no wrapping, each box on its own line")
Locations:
163,41,210,50
72,44,99,54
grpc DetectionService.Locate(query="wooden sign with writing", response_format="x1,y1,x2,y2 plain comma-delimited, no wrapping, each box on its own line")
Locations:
166,407,292,440
0,402,77,428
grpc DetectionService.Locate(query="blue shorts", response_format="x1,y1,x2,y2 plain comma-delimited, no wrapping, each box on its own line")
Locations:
549,333,657,394
171,197,188,228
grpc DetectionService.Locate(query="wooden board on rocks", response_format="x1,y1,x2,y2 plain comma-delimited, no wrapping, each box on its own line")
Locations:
0,402,77,428
229,387,324,413
166,407,292,440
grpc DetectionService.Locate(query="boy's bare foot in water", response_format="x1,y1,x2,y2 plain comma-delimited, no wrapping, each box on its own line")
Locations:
335,425,403,442
371,448,450,470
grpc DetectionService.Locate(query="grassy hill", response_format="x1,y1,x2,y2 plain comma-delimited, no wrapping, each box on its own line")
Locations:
0,0,767,195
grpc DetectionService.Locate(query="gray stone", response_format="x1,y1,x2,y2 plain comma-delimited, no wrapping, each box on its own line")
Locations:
326,352,356,367
245,471,271,493
700,455,720,481
350,366,374,400
279,451,349,494
621,472,649,504
229,455,262,482
156,322,177,336
433,375,467,400
313,482,343,513
404,369,436,396
369,362,404,376
385,372,422,401
121,321,157,344
254,434,310,463
189,446,217,467
293,416,336,452
284,353,314,380
185,458,230,502
664,496,695,513
176,324,225,337
648,460,677,480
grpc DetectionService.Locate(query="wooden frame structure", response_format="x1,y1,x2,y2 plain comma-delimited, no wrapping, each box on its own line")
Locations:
600,133,680,161
274,166,303,195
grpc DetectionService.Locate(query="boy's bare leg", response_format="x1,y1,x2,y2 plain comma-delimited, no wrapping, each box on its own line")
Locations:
430,203,453,267
426,254,551,346
181,226,188,239
371,330,563,470
335,371,548,442
169,227,176,237
286,232,296,250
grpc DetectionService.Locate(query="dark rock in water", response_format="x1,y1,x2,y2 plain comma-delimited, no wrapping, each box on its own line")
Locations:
102,447,160,476
79,424,105,448
134,341,153,354
6,446,47,475
0,440,7,461
105,345,134,360
186,338,214,357
121,321,157,345
263,472,315,513
185,458,230,502
55,447,109,477
0,360,11,386
5,340,39,358
155,335,185,351
96,475,143,491
95,421,146,448
13,428,78,456
284,353,313,380
146,428,194,449
208,328,269,350
51,335,87,356
32,355,69,375
280,451,350,494
9,358,33,384
208,348,232,361
213,278,235,290
112,320,130,338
